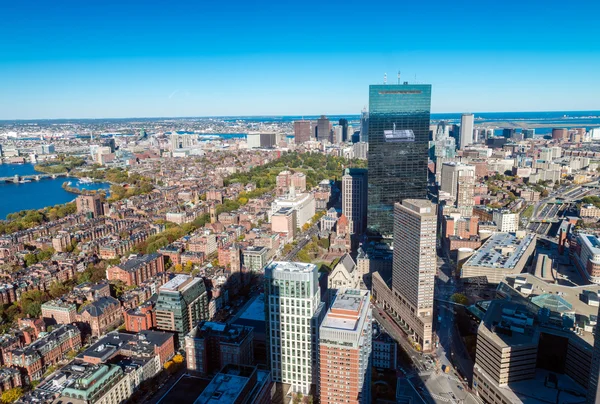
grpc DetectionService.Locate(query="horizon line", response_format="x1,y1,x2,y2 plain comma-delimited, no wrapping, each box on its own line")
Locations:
1,109,600,122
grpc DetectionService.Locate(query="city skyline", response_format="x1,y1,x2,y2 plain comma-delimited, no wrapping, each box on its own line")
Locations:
1,0,599,119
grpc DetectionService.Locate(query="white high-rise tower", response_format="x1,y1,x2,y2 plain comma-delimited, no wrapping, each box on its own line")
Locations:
265,261,325,395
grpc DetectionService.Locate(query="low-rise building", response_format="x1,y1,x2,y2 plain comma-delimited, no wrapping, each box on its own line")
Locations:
0,368,21,393
193,364,272,404
473,277,594,404
106,253,164,286
372,331,397,370
123,298,156,333
185,321,254,375
58,364,133,404
81,330,175,366
580,204,600,218
76,296,123,337
492,209,519,232
41,300,77,325
570,232,600,284
4,324,81,380
242,246,269,272
461,232,536,284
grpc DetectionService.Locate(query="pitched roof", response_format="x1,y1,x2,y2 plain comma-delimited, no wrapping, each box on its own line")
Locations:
335,253,356,274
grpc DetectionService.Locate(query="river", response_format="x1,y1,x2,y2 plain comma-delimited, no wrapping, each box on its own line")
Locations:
0,163,111,219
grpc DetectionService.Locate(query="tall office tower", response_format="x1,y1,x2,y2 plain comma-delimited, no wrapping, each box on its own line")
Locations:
353,141,368,160
339,118,349,142
333,125,344,144
294,120,312,144
359,108,369,143
432,121,456,160
367,83,431,236
392,200,436,351
317,115,331,143
521,128,534,139
76,195,104,218
552,128,569,141
155,275,209,348
170,133,194,150
539,147,553,161
265,262,325,395
459,113,474,149
502,128,516,139
435,121,450,141
440,162,475,213
170,133,180,150
342,168,368,235
319,289,372,404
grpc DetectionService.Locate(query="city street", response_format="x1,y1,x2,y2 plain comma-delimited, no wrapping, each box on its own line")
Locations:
282,224,319,261
373,250,481,404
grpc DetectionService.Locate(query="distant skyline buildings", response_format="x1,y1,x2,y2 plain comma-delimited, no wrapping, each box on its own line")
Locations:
316,115,331,143
294,120,312,144
1,0,599,119
459,113,474,150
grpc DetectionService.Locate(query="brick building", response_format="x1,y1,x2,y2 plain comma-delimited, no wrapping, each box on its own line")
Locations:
124,299,156,333
76,296,123,337
4,324,81,381
106,253,164,286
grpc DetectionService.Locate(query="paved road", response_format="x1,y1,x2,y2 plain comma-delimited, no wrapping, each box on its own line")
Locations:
282,225,319,261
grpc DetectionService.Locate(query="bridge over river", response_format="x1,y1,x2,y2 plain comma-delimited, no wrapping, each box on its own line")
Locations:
0,173,69,183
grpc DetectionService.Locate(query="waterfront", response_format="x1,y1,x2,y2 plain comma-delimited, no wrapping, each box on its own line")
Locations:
0,163,110,219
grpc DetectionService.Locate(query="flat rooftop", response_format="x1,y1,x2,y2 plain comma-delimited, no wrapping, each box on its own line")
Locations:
321,290,369,332
267,261,316,273
499,273,600,344
399,199,436,215
581,233,600,253
160,274,199,292
331,289,364,312
476,366,586,403
464,232,535,269
243,246,267,253
480,300,539,347
237,294,265,322
193,365,268,404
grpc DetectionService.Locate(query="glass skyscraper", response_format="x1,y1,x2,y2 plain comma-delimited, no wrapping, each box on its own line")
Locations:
367,83,431,236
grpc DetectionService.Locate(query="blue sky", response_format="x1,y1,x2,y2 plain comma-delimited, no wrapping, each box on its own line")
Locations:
1,0,599,119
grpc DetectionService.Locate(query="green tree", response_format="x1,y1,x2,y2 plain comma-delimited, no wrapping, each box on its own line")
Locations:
450,293,469,305
49,281,70,299
1,387,23,403
23,253,38,267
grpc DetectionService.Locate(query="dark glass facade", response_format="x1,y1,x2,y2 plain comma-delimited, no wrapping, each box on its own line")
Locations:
367,84,431,236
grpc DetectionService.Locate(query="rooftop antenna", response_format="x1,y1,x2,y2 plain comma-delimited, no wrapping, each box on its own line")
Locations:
397,71,401,84
384,73,387,85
